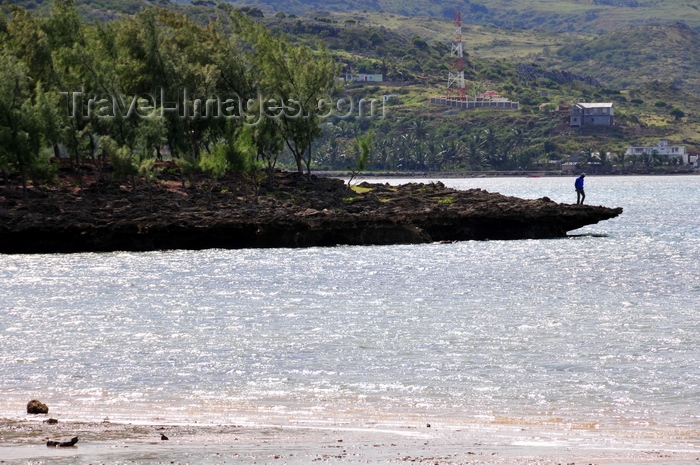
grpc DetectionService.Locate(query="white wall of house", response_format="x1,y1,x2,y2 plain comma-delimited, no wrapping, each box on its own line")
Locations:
625,140,689,163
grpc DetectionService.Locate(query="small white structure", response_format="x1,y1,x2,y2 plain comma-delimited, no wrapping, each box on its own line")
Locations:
345,73,383,82
561,161,578,173
625,140,690,163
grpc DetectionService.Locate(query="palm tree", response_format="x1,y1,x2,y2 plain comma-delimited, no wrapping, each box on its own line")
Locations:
651,149,666,168
411,119,428,143
374,137,393,171
424,137,446,172
441,140,465,170
598,148,611,173
483,127,499,166
466,131,486,170
614,151,627,173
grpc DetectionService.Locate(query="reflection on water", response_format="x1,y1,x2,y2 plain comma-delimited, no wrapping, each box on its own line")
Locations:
0,176,699,435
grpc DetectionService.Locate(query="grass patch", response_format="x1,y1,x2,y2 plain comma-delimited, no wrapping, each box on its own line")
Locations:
350,185,372,194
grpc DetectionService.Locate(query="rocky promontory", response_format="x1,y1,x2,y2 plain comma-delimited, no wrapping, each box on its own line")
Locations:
0,172,623,254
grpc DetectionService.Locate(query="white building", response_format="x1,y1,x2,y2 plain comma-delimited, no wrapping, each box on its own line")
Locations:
625,140,690,164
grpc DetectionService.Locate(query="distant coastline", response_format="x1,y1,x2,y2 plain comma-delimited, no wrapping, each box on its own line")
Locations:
315,170,700,179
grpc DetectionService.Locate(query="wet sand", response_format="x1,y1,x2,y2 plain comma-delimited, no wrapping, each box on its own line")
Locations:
2,418,699,464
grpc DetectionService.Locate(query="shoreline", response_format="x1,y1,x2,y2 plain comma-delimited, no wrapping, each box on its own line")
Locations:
2,416,699,463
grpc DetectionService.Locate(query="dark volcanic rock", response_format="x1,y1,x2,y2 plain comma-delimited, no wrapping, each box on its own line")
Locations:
0,174,623,253
47,436,78,447
27,400,49,414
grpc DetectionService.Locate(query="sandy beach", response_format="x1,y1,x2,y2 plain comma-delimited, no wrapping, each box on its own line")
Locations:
2,416,699,464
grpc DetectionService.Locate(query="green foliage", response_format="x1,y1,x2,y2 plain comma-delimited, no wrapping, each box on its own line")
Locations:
232,12,341,175
0,48,44,199
348,129,373,184
202,144,231,179
111,147,139,182
30,153,59,185
176,155,200,185
669,107,685,119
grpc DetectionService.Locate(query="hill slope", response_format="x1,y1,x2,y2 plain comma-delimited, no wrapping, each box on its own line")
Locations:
551,22,700,91
231,0,700,32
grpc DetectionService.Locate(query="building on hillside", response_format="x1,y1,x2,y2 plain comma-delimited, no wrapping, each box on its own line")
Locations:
478,91,510,102
344,73,383,83
625,140,691,164
570,103,614,127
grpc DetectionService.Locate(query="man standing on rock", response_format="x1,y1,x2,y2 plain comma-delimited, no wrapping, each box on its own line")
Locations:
575,173,586,205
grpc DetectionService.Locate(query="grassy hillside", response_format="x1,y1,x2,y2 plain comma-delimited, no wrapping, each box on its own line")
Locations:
15,0,699,33
226,0,700,32
549,22,700,91
323,11,589,60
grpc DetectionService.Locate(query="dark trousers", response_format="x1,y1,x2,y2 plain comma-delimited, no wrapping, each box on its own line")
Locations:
576,188,585,205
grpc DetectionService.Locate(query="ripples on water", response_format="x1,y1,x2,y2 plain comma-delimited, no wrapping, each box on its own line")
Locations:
0,176,699,431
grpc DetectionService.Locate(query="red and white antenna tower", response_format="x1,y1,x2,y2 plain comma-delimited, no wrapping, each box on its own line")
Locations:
446,11,466,100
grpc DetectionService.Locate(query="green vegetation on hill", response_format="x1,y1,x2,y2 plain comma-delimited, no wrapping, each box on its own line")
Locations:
8,0,700,32
265,15,452,83
216,0,700,32
550,22,700,92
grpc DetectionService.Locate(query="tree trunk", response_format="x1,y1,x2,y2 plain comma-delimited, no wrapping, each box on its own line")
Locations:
305,143,313,180
294,150,303,174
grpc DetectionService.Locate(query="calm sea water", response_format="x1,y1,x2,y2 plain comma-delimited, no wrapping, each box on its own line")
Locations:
1,175,699,434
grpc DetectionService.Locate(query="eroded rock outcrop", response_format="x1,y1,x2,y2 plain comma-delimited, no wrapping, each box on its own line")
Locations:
0,174,622,253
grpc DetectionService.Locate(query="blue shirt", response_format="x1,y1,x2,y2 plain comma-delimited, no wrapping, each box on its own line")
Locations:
575,177,585,190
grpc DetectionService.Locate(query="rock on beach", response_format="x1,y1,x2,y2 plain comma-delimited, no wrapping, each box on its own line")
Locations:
26,400,49,414
46,436,79,447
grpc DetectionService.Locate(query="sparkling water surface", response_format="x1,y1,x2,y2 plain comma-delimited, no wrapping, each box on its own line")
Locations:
1,175,699,433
